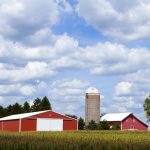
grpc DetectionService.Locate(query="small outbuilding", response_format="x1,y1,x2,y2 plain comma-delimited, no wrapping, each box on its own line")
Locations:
100,112,148,131
0,110,78,132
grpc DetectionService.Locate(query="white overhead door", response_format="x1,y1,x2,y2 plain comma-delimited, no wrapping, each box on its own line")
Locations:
37,119,63,131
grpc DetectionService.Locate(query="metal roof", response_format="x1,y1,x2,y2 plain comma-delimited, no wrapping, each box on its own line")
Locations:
0,110,50,121
86,87,99,94
100,112,132,122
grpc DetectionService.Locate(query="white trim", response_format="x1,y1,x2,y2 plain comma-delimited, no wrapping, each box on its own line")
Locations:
19,119,21,132
77,119,78,131
2,121,3,131
121,121,122,130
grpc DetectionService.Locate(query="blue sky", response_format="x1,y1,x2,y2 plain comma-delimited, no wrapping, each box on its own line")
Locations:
0,0,150,126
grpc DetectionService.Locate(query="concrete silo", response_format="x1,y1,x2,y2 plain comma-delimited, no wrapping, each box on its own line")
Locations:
85,87,100,125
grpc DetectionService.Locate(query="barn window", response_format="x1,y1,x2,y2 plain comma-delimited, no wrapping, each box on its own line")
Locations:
125,118,128,122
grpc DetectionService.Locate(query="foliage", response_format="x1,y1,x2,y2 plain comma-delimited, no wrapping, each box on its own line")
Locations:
41,96,52,110
100,120,110,130
143,95,150,122
22,101,31,113
86,120,98,130
0,131,150,150
0,96,52,117
78,117,85,130
111,123,121,130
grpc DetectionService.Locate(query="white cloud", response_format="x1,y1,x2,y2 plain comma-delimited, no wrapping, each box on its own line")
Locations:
0,62,56,82
0,0,59,40
115,82,134,96
77,0,150,41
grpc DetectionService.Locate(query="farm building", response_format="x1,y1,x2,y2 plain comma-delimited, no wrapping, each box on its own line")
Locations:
0,110,78,132
100,112,148,131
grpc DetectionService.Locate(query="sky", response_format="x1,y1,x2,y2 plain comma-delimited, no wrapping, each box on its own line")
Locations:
0,0,150,126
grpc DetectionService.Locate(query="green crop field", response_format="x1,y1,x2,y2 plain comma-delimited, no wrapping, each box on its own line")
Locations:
0,131,150,150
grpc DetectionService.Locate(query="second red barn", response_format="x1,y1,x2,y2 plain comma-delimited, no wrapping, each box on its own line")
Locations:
100,112,148,131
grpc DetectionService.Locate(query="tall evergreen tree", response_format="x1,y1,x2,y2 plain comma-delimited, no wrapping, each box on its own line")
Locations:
11,103,22,115
22,101,31,113
0,106,4,118
31,98,42,112
78,117,85,130
41,96,52,110
6,105,13,116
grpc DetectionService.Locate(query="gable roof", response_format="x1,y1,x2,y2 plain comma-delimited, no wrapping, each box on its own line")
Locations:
0,110,77,121
0,110,50,121
100,112,132,122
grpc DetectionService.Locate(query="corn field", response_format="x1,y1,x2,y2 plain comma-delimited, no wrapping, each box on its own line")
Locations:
0,131,150,150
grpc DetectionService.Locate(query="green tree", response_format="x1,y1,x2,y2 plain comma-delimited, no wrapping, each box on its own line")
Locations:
0,106,4,118
86,120,98,130
31,98,42,112
11,103,22,115
6,105,13,116
144,95,150,121
112,123,120,130
78,117,85,130
41,96,52,110
22,101,31,113
100,120,110,130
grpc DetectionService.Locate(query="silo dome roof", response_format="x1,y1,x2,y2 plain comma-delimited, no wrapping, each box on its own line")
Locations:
86,87,99,94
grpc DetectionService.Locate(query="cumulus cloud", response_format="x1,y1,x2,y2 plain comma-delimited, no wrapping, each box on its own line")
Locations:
115,82,134,96
48,78,90,116
0,0,59,42
0,62,56,82
77,0,150,41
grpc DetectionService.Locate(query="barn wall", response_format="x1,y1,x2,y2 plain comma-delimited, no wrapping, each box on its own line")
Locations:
21,118,36,131
122,114,148,131
63,120,78,130
30,111,71,120
0,122,2,131
3,120,19,132
30,111,78,131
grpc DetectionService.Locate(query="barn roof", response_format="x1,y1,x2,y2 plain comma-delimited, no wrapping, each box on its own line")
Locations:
100,112,132,122
0,110,50,121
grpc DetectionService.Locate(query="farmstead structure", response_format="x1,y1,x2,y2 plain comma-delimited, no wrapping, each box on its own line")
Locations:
0,110,78,132
100,112,148,131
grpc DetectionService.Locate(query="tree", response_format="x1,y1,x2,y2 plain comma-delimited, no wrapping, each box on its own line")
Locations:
100,120,110,130
86,120,98,130
112,123,120,130
31,98,42,112
11,103,22,115
41,96,52,110
0,106,4,118
144,95,150,122
6,105,13,116
78,117,85,130
22,101,31,113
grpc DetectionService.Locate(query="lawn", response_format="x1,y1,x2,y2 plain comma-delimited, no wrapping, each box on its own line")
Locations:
0,131,150,150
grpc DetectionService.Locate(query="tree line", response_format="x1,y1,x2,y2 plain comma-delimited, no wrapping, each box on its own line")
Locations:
0,96,52,118
78,117,120,130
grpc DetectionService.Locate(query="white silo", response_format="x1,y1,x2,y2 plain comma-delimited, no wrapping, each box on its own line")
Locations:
85,87,100,125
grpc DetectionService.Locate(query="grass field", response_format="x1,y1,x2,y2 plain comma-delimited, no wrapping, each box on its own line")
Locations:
0,131,150,150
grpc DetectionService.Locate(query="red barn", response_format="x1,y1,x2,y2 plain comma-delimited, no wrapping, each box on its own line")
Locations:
100,112,148,131
0,110,78,132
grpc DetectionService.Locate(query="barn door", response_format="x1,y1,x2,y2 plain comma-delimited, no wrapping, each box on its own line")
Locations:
37,119,63,131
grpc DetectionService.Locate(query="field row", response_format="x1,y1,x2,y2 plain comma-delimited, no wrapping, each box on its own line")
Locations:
0,131,150,150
